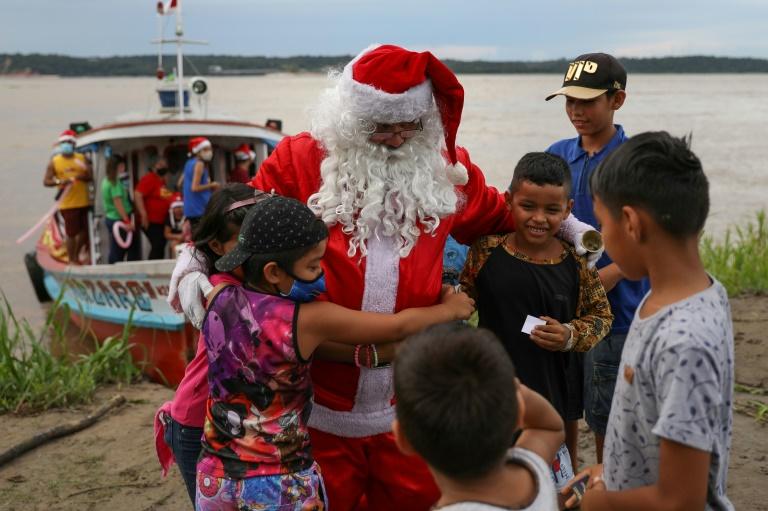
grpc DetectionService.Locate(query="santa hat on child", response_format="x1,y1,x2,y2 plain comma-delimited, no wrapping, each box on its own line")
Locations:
168,193,185,228
58,130,77,143
234,143,256,162
338,44,468,185
188,137,211,155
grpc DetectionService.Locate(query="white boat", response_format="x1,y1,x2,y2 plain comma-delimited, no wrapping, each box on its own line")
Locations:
27,5,284,385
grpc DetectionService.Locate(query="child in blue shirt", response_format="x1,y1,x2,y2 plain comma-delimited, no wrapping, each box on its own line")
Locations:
545,53,649,465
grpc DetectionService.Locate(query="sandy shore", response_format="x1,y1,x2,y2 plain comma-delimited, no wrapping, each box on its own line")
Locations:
0,296,766,511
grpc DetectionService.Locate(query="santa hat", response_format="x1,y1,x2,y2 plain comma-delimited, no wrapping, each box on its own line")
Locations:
169,193,184,210
339,44,468,185
188,137,211,155
234,143,256,162
168,193,185,229
58,130,77,143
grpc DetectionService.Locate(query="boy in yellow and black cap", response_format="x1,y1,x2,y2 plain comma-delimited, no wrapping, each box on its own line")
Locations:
545,53,649,470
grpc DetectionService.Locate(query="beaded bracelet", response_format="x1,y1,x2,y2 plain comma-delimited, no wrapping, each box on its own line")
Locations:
364,344,372,368
354,344,381,368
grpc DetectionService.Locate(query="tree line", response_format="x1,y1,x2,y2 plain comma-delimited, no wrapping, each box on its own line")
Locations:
2,53,768,76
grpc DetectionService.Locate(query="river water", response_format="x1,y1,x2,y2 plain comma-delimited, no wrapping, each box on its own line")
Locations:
1,73,766,323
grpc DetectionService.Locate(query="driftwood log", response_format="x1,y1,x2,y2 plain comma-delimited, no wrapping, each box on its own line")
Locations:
0,394,127,468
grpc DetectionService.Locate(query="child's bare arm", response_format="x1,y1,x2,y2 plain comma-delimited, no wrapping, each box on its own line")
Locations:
579,438,709,511
165,226,184,242
313,340,401,364
571,254,613,352
515,383,564,465
296,287,474,358
597,263,623,293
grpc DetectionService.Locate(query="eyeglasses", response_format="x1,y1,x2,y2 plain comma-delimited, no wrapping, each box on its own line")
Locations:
369,120,423,142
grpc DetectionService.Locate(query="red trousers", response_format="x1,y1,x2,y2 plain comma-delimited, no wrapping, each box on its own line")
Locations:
310,427,440,511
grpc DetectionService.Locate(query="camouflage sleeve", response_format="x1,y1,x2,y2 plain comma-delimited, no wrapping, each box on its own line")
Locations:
458,235,504,301
570,249,614,352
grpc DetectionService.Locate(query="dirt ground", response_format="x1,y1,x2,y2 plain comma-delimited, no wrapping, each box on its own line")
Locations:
0,297,766,511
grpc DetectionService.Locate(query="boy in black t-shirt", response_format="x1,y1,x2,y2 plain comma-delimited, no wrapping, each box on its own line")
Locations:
460,152,612,490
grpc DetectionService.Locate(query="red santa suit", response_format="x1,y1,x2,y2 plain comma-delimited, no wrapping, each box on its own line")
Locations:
251,45,515,511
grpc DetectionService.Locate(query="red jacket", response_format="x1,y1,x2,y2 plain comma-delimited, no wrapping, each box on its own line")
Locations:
251,133,513,432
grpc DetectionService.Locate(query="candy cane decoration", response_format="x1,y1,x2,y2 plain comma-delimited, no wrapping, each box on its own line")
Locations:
16,183,72,245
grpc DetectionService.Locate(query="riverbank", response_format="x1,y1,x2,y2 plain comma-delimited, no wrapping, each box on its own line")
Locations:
0,295,765,511
4,54,768,77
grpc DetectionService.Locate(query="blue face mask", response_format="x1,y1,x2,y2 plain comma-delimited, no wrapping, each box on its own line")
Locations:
280,272,326,303
59,142,74,155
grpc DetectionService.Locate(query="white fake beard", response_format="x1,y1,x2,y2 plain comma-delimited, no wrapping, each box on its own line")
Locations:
307,110,457,259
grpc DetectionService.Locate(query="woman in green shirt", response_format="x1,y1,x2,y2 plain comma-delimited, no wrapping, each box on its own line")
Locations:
101,157,140,263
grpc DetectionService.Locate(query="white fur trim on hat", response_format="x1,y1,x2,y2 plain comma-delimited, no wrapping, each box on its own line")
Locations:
445,161,468,186
338,44,435,123
191,139,211,154
235,150,256,161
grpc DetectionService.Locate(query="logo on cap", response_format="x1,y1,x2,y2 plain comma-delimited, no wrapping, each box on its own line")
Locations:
564,60,599,82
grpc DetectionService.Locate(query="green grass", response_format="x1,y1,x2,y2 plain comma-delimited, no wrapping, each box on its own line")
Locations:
702,210,768,296
735,398,768,425
735,383,768,396
0,292,140,414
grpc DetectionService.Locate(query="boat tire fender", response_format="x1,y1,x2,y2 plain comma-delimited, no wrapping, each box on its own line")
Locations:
24,251,52,303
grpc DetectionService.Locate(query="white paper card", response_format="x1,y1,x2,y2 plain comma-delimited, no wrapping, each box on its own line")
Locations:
521,315,547,335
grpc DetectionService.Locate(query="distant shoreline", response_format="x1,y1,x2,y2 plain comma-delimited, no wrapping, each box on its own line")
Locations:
2,53,768,77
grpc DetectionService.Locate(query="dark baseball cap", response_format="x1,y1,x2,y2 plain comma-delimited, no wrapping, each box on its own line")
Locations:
215,195,329,273
546,53,627,101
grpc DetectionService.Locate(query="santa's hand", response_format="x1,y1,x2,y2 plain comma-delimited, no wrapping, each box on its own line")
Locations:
559,214,604,268
167,244,209,312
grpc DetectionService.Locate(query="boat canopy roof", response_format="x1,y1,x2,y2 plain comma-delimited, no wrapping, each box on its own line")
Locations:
76,119,284,147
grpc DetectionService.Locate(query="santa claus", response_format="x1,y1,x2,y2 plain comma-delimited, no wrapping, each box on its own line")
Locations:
170,44,599,511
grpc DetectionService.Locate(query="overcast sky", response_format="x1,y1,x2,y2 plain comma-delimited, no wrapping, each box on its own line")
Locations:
2,0,767,60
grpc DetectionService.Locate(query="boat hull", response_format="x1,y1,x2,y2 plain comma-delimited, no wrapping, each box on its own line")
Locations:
66,311,195,386
38,246,194,387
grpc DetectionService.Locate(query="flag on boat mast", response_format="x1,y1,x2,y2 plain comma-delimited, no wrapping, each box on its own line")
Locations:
156,0,178,15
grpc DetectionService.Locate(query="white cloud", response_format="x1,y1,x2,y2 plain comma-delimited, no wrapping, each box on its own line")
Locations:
607,24,768,58
613,38,725,57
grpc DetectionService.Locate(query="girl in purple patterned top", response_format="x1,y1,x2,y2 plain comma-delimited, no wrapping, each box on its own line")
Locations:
197,195,475,511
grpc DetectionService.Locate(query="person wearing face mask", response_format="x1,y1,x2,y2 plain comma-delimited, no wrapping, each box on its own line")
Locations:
193,195,474,510
101,155,140,263
43,129,93,265
168,46,604,511
182,137,220,230
136,155,175,259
